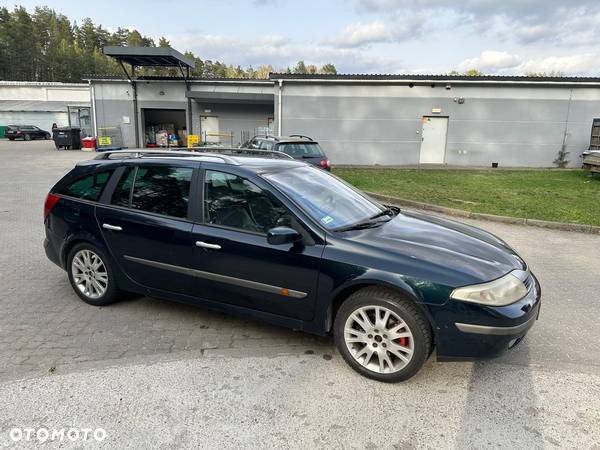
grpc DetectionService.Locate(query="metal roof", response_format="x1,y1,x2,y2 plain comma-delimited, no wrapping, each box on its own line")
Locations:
0,100,90,112
269,73,600,85
84,74,272,84
0,81,89,88
102,46,195,68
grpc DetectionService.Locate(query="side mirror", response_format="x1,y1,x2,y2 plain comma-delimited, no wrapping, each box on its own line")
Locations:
267,226,302,245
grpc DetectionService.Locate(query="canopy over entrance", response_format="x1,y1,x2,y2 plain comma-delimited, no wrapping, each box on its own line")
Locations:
102,46,194,69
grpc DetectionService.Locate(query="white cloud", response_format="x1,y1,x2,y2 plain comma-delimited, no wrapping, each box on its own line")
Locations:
327,19,421,48
518,54,600,75
352,0,600,47
455,50,522,72
455,50,600,75
167,32,408,73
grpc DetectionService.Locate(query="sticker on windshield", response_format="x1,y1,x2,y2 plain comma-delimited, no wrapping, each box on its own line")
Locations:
321,216,334,225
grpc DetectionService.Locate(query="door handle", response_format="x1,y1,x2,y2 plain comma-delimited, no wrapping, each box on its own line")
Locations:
196,241,221,250
102,223,122,231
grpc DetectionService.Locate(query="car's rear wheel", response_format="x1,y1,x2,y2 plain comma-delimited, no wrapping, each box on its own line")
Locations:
8,138,14,141
24,134,31,141
334,286,432,382
67,243,122,306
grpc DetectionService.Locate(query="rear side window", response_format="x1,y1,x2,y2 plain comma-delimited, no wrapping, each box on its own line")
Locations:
58,170,113,201
278,142,324,158
111,167,135,207
131,166,193,218
259,140,274,150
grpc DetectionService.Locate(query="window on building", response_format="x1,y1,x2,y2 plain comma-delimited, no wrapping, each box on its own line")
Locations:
59,170,113,201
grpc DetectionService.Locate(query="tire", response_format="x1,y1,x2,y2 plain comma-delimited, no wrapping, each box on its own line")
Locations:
67,242,122,306
8,138,14,141
24,134,31,141
333,286,433,382
44,133,50,140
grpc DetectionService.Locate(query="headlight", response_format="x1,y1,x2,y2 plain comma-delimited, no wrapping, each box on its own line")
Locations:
450,270,529,306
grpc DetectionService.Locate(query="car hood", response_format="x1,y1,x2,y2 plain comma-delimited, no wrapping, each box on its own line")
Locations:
350,210,526,285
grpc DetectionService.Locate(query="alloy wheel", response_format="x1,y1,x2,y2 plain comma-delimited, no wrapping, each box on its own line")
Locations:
344,305,414,374
71,249,108,299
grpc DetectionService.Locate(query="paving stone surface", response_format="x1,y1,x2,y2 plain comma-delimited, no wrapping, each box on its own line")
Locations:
1,140,599,385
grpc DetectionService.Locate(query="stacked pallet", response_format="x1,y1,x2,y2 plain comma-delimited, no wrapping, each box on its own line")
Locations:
583,151,600,173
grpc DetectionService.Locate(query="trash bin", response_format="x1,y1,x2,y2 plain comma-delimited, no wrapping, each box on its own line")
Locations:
52,127,81,150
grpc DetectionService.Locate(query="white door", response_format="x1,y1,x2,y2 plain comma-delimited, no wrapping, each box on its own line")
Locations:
201,116,219,143
419,117,448,164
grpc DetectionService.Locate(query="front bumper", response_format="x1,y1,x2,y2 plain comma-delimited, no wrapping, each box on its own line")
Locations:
433,273,541,360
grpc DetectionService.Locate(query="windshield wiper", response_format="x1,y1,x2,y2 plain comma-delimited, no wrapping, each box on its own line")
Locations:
369,206,400,220
334,206,400,232
334,220,383,232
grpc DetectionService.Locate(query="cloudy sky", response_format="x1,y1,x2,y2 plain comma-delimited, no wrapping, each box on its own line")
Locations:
15,0,600,75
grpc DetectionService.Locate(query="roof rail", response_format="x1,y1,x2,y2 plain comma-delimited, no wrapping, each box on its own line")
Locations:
288,134,313,141
94,149,238,164
93,147,294,162
219,148,294,160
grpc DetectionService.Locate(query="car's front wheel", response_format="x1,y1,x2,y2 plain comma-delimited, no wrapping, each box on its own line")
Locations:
334,287,432,382
24,134,31,141
67,243,122,306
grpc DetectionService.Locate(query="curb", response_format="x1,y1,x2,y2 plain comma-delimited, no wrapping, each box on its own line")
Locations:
365,192,600,235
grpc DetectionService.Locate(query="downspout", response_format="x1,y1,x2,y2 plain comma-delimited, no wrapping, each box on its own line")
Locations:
89,80,98,137
132,77,140,148
179,63,193,136
277,79,283,135
561,88,573,150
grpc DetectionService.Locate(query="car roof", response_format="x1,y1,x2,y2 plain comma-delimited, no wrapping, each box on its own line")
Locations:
84,149,308,174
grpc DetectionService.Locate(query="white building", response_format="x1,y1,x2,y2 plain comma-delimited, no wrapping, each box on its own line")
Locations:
0,81,91,137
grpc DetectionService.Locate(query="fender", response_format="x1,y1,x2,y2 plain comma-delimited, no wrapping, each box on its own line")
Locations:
303,268,438,336
59,228,143,294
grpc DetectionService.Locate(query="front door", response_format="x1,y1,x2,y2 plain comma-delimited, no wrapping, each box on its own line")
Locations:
96,163,196,295
419,116,448,164
190,168,324,321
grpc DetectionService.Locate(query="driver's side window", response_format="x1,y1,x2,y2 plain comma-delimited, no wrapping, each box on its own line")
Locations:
204,170,292,234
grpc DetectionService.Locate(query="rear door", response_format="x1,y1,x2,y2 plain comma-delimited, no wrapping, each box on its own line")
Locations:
96,161,198,296
189,165,325,320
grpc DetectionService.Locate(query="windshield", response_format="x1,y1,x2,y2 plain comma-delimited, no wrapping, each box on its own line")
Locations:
264,166,384,230
278,142,324,158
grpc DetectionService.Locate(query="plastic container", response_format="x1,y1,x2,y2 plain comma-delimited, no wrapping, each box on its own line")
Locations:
52,127,81,150
82,137,97,149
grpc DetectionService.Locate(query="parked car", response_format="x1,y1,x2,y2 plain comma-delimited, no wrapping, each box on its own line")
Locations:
44,150,540,382
5,125,51,141
241,135,331,171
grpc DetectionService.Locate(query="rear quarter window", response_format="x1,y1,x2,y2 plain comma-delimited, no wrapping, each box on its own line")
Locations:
58,170,113,201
